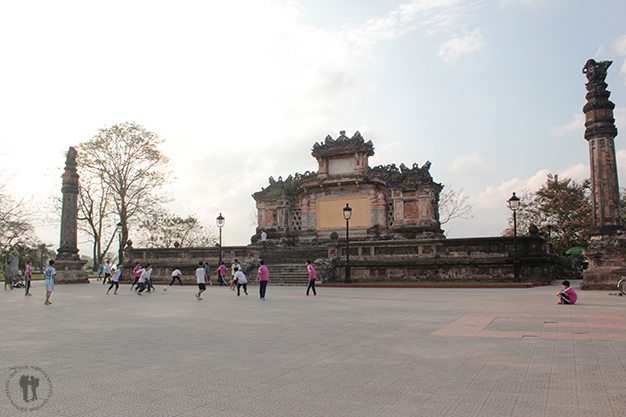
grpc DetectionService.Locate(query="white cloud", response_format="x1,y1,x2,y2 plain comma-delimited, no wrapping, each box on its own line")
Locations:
550,114,585,137
437,28,485,62
450,152,488,173
342,0,466,48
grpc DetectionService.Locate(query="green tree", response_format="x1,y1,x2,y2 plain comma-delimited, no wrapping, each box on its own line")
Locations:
503,174,591,255
77,122,173,262
138,209,216,248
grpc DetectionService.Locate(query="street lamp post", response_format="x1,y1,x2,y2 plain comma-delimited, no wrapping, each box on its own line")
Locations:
216,213,225,266
508,193,521,282
343,204,352,284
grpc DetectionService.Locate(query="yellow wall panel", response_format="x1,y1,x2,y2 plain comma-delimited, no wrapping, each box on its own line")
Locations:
317,195,371,229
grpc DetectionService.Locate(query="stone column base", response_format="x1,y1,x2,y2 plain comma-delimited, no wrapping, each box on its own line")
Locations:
54,260,90,284
582,234,626,290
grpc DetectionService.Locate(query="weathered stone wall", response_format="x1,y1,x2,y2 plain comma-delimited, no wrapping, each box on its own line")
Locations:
124,235,552,284
327,235,551,283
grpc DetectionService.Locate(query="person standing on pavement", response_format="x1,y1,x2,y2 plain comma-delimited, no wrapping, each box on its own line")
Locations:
24,260,33,296
44,260,56,305
233,267,248,296
217,262,228,286
196,261,207,300
258,260,268,300
305,260,317,296
4,261,13,290
170,269,184,286
103,261,112,285
107,265,122,295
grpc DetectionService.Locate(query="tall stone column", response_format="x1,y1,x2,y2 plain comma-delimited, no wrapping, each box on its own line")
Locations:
581,59,626,290
55,147,89,283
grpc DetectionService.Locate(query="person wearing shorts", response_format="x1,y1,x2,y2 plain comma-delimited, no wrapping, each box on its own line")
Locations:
44,260,56,305
107,265,122,295
196,261,207,300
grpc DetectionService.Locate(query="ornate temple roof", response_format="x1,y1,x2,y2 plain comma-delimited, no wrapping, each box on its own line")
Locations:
366,162,442,191
311,131,375,158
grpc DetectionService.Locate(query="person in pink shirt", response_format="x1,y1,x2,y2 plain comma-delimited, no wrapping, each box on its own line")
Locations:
217,262,228,286
258,260,269,300
24,260,32,296
130,262,142,291
306,260,316,296
556,280,577,304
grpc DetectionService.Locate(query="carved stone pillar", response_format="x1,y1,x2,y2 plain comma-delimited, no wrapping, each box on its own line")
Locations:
56,147,89,283
581,60,626,290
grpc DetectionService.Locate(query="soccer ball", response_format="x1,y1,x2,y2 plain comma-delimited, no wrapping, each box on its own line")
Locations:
163,287,167,292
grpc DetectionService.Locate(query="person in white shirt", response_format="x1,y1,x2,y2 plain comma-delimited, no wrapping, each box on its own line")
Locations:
107,265,123,295
170,269,184,286
230,260,242,291
233,267,248,296
196,261,207,300
137,264,152,295
261,230,267,249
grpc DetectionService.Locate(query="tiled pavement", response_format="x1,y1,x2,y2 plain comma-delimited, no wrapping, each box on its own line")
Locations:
1,279,625,416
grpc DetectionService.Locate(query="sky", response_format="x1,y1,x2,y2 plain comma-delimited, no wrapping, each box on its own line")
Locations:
1,0,626,254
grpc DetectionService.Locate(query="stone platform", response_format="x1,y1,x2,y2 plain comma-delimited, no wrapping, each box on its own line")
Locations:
1,280,625,416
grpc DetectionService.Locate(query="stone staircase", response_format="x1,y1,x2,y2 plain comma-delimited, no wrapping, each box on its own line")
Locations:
265,263,310,286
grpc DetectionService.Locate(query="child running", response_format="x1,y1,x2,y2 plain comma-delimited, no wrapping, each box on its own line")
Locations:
107,265,122,295
196,261,207,300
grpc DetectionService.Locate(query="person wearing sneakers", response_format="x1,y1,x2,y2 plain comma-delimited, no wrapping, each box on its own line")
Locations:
196,261,207,300
233,267,248,296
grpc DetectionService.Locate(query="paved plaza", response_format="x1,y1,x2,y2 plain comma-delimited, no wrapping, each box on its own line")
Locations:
1,280,626,417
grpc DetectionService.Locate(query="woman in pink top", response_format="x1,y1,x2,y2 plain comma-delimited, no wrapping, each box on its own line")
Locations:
258,260,269,300
24,260,32,296
305,260,316,296
556,280,577,304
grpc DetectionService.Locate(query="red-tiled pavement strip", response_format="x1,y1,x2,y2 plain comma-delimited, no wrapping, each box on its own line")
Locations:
433,313,626,341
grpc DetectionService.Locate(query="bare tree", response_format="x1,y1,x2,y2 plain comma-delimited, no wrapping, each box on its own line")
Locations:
138,208,216,248
77,122,173,262
77,175,116,269
439,183,474,226
0,178,37,260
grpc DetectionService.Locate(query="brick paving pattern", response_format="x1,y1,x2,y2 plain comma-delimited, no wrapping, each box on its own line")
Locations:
1,279,625,416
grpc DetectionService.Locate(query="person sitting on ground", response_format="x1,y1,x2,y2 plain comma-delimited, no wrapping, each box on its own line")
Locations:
556,280,577,305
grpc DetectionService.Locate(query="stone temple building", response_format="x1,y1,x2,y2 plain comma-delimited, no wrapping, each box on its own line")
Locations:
253,131,444,244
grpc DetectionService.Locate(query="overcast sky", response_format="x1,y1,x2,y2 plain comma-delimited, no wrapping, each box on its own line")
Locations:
1,0,626,253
